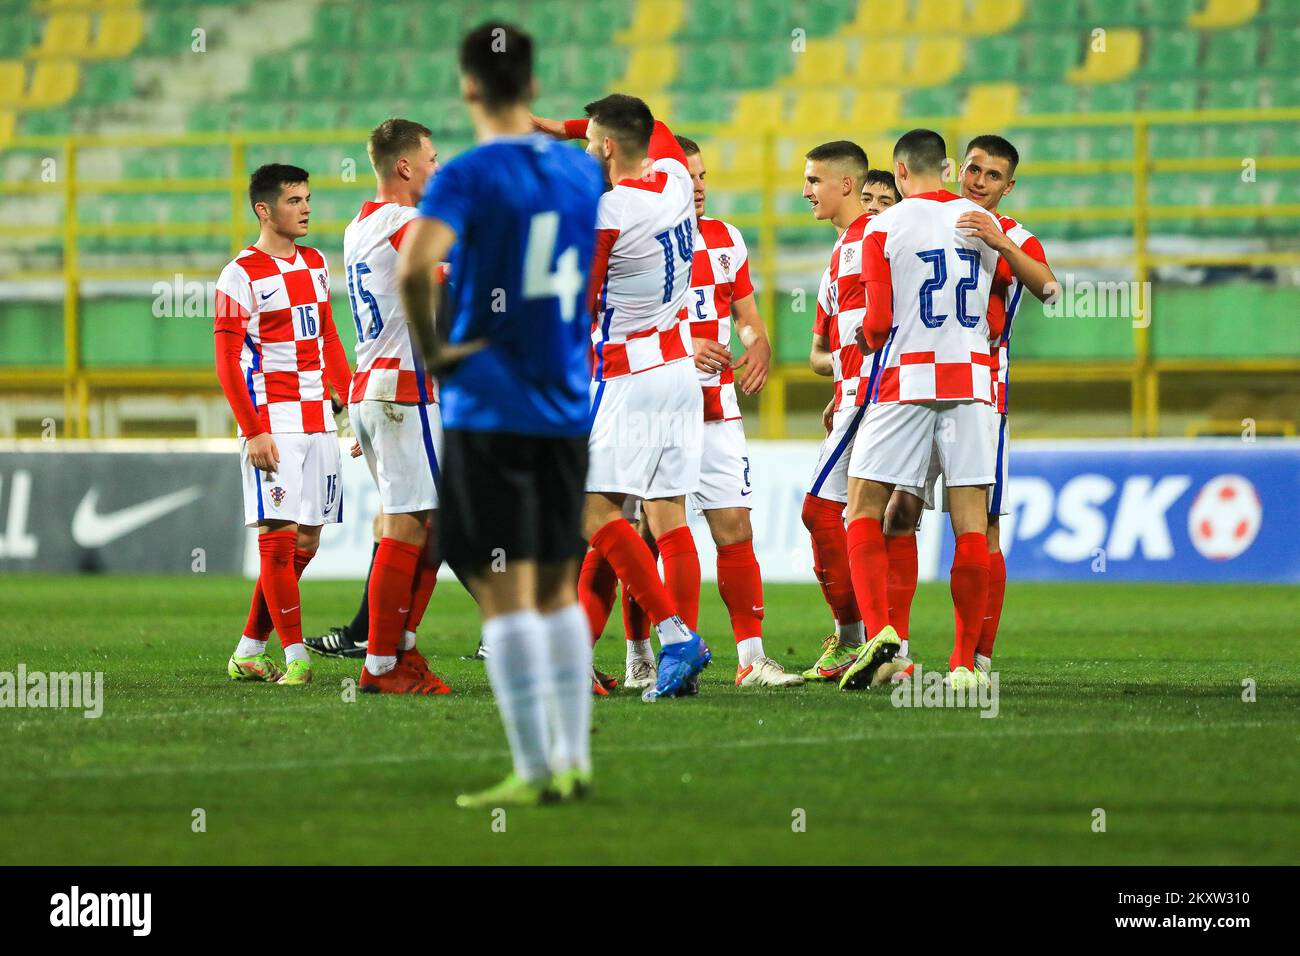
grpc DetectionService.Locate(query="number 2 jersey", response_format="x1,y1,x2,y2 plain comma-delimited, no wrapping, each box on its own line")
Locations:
342,200,437,405
213,244,351,436
688,216,754,422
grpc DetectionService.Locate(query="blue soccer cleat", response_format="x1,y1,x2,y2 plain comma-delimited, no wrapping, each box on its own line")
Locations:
642,633,711,702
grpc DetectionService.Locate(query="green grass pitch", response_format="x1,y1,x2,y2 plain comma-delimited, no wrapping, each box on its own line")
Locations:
3,575,1297,865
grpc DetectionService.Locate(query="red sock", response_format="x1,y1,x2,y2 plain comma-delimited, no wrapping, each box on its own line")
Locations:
845,518,890,638
884,534,918,640
257,530,304,650
402,556,439,635
243,548,313,640
367,538,421,658
622,584,651,643
655,526,700,632
802,494,861,627
977,549,1006,659
716,540,764,642
949,532,990,672
590,519,676,625
578,548,619,645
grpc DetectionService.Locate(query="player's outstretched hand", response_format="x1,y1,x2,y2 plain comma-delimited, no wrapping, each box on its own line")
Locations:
693,338,731,376
822,397,835,435
734,337,771,395
247,433,279,472
423,338,489,372
350,440,362,458
956,211,1010,252
530,114,566,138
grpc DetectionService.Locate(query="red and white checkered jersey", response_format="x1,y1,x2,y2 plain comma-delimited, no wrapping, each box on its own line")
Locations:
214,244,338,434
688,216,754,422
863,191,1001,406
814,211,873,412
993,215,1047,415
343,200,437,405
590,150,695,381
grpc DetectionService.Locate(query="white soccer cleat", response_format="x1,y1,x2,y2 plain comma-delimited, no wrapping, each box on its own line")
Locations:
735,657,805,688
623,657,657,691
889,655,915,684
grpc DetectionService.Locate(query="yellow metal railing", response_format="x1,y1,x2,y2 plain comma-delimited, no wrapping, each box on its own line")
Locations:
2,109,1299,438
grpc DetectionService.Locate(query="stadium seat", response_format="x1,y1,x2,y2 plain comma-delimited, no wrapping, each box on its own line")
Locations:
574,47,626,87
25,61,79,108
726,90,784,133
32,13,91,58
846,0,907,35
88,11,144,58
788,90,847,135
1141,29,1199,75
310,4,354,49
0,59,23,105
1076,124,1134,161
1085,0,1142,25
618,0,682,43
1262,25,1300,72
620,43,678,91
1022,85,1080,115
680,0,738,40
1203,28,1260,74
733,42,790,88
907,85,960,119
1024,33,1080,79
1144,79,1198,111
851,40,906,84
846,89,902,130
0,16,34,57
0,107,14,145
672,92,733,126
357,5,410,50
739,0,798,37
784,38,848,88
904,37,964,87
177,146,226,180
962,34,1021,83
1271,75,1300,107
20,107,71,136
1020,0,1083,28
673,43,731,93
77,61,133,105
1188,0,1261,28
299,57,350,99
1203,122,1263,157
1088,81,1138,112
241,102,286,131
354,57,406,98
1203,78,1263,111
1072,174,1133,237
294,102,339,131
524,1,577,43
1149,125,1201,158
575,0,634,41
244,56,293,98
964,84,1018,128
1068,28,1141,84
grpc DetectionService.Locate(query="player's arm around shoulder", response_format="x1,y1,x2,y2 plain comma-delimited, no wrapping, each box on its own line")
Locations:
396,216,483,370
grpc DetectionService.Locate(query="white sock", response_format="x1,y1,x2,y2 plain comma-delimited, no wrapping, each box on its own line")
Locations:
365,653,397,676
235,637,266,658
900,639,910,658
626,638,653,666
400,630,416,651
540,603,592,775
285,643,309,664
482,610,551,783
737,636,764,668
837,620,864,646
655,615,692,646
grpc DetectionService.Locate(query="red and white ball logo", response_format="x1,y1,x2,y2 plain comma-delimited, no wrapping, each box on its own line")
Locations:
1187,474,1262,561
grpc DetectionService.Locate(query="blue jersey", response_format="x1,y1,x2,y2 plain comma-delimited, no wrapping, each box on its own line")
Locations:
418,135,604,437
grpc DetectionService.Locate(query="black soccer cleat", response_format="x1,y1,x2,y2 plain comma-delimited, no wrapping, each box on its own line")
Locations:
304,625,367,659
461,640,488,661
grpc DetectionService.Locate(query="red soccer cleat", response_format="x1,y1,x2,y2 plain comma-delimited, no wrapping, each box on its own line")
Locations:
398,647,453,694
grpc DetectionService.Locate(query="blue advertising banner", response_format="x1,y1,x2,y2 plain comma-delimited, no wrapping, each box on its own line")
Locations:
937,440,1300,583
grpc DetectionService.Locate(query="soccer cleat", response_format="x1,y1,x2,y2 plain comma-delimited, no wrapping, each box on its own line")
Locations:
359,662,445,695
227,652,283,682
461,640,488,662
944,666,981,692
455,773,559,809
276,659,314,686
889,655,915,684
643,633,711,702
304,625,366,659
398,647,452,694
590,674,610,697
593,665,619,692
554,767,593,801
623,657,657,691
736,657,806,688
801,634,861,682
838,626,904,691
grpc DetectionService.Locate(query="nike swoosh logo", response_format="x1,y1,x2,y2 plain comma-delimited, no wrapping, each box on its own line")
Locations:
752,606,764,613
71,486,204,549
260,291,275,300
280,606,299,614
740,489,752,496
397,607,410,614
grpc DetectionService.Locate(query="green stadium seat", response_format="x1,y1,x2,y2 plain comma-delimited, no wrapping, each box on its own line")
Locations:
534,48,570,91
177,147,227,180
1021,0,1083,27
310,4,353,50
244,56,294,98
906,86,960,119
0,15,35,56
21,108,71,137
187,102,236,133
1262,178,1300,236
425,98,473,137
1141,30,1199,76
673,94,734,126
674,43,733,92
1022,128,1078,163
1024,33,1079,80
1077,125,1134,161
409,5,463,48
300,57,350,99
1261,0,1300,22
1263,26,1300,72
798,0,855,35
1072,174,1132,238
740,0,798,37
1203,123,1263,158
1142,0,1198,23
1085,0,1141,25
354,57,406,97
1144,79,1197,111
1148,172,1202,233
572,0,633,42
573,47,625,86
79,62,134,105
1203,28,1260,74
966,35,1022,83
294,102,340,130
242,103,286,131
408,52,460,97
1204,77,1263,110
1150,125,1200,158
1023,84,1079,115
1270,122,1300,156
357,5,410,50
1271,75,1300,107
1089,81,1138,112
1205,174,1261,238
524,1,577,43
734,42,789,87
681,0,739,39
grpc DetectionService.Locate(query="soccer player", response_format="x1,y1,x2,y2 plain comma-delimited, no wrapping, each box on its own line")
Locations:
215,163,352,686
882,135,1055,680
533,96,712,700
343,117,450,694
837,128,1007,692
796,141,877,683
399,22,605,806
862,168,901,214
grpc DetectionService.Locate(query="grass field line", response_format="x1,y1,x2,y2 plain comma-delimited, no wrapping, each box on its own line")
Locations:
9,718,1269,784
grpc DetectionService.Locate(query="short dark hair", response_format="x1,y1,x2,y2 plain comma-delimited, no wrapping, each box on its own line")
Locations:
864,168,901,202
893,128,947,176
805,140,869,188
248,163,309,213
458,20,533,110
368,118,433,176
965,133,1020,175
675,134,701,157
584,93,654,156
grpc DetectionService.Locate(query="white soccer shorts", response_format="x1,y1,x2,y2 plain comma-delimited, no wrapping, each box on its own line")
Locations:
691,418,754,512
240,431,343,528
896,412,1010,515
848,400,998,490
350,400,442,514
807,403,867,504
586,359,703,500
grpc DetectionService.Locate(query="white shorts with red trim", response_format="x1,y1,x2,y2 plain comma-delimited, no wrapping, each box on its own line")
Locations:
848,400,997,490
350,400,441,514
586,358,703,499
691,418,753,512
240,431,343,529
807,403,867,504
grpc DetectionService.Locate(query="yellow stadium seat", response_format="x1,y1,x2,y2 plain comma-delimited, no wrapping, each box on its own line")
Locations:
964,82,1018,127
620,43,678,91
89,11,144,58
969,0,1025,34
787,90,847,135
641,92,672,124
785,38,849,88
847,89,903,130
903,37,965,86
1066,28,1141,84
726,90,784,133
1188,0,1260,28
0,60,25,105
851,39,906,84
862,135,897,171
31,13,91,57
848,0,908,35
616,0,684,44
906,0,968,33
0,109,13,147
715,139,766,181
25,60,78,107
